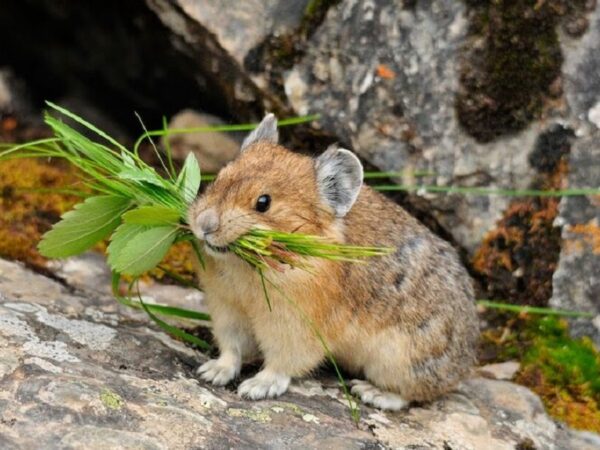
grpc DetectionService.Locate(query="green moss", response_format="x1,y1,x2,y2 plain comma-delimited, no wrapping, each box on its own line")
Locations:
522,317,600,398
480,314,600,432
100,388,124,410
300,0,341,36
457,0,565,141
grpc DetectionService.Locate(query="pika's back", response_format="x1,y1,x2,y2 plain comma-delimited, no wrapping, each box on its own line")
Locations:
342,185,478,341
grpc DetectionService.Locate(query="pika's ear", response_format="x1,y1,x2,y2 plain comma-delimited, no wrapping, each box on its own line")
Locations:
241,113,278,152
315,146,363,217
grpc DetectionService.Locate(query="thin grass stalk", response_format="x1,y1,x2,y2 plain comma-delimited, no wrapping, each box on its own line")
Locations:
477,300,595,318
262,275,360,422
162,116,177,179
133,114,321,155
373,184,600,197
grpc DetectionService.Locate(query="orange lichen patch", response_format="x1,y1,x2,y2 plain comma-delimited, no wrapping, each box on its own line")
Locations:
1,116,18,132
376,64,396,80
0,158,84,269
0,155,196,285
472,196,561,305
517,366,600,433
473,147,568,306
569,221,600,254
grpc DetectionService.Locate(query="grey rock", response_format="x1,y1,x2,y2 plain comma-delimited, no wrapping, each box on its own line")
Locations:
163,109,242,173
0,67,35,120
477,361,520,381
0,70,11,112
284,0,546,252
166,0,310,66
0,258,597,449
146,0,310,113
551,5,600,344
47,253,208,328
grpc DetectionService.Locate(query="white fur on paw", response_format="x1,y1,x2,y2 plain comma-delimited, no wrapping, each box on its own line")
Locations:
197,358,239,386
238,370,290,400
350,379,408,411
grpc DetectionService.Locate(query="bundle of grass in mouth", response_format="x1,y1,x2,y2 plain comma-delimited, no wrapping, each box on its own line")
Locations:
0,102,393,338
231,228,393,272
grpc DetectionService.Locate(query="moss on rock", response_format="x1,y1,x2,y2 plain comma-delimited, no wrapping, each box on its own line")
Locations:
457,0,590,142
0,158,83,269
480,315,600,433
518,317,600,432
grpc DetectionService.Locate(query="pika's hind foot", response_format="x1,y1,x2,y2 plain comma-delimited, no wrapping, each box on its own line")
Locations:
350,379,408,411
238,370,290,400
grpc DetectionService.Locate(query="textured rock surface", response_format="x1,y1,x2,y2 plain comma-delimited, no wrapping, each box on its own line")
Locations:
1,258,599,449
164,0,310,66
284,0,548,252
0,68,34,120
146,0,310,114
163,109,242,172
551,5,600,343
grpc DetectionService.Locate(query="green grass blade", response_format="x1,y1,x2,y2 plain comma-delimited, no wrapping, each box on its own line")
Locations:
46,101,128,153
258,269,273,312
477,300,595,318
262,275,360,422
363,170,435,179
139,303,211,322
157,265,202,291
134,114,320,155
162,116,177,179
111,273,211,348
135,111,170,176
12,187,91,197
137,290,211,350
373,184,600,197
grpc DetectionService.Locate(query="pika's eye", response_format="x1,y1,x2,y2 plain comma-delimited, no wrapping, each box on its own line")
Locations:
255,194,271,213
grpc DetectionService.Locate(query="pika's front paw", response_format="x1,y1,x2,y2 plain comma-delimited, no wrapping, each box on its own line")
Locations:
197,357,240,386
350,379,408,411
238,370,290,400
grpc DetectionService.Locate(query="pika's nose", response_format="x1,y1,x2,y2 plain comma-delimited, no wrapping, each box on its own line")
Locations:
195,208,220,238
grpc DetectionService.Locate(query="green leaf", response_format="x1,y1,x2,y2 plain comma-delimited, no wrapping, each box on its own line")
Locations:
122,205,181,226
110,225,178,276
107,223,148,268
121,151,136,168
118,166,166,188
38,196,130,258
176,152,201,204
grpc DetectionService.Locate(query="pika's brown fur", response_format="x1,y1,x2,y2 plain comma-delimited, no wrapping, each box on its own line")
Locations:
189,119,479,408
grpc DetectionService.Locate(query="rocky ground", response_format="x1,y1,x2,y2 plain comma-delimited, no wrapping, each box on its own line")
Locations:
1,0,600,447
1,256,599,450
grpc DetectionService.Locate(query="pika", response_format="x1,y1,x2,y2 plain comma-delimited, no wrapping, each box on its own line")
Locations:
189,115,479,410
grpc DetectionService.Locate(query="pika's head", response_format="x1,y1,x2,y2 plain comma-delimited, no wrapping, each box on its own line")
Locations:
189,114,363,256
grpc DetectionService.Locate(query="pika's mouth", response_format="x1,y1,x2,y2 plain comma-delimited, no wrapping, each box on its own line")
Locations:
205,242,230,254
